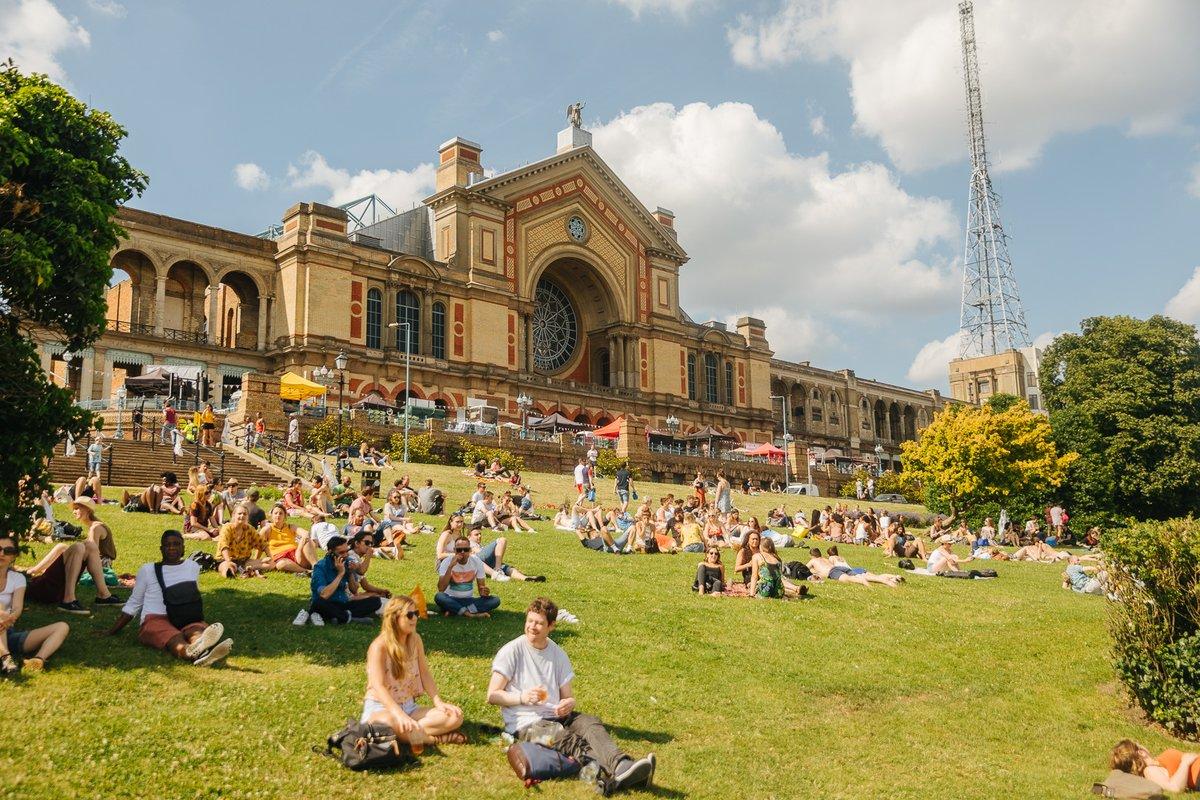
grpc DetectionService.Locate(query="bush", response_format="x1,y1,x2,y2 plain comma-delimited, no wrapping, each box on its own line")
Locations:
388,432,439,464
303,417,368,454
596,449,636,480
837,469,918,500
1105,518,1200,738
458,438,524,474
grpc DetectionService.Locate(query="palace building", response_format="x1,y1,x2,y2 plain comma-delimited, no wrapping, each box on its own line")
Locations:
34,123,947,467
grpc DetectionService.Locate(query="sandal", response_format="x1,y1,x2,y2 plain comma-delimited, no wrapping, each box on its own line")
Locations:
432,731,468,745
1,655,20,675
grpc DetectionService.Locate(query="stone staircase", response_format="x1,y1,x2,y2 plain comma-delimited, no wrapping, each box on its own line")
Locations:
48,437,287,488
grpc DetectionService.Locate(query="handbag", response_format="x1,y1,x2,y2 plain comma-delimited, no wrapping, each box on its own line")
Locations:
154,563,205,629
321,720,415,771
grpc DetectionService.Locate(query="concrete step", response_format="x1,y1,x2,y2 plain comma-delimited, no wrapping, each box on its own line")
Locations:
49,439,284,488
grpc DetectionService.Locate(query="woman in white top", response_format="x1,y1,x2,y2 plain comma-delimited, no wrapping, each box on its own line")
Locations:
0,533,70,674
361,595,465,747
380,490,419,540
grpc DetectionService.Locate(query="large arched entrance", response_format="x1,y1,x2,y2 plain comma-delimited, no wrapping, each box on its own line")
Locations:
212,271,261,350
530,257,619,381
106,250,156,333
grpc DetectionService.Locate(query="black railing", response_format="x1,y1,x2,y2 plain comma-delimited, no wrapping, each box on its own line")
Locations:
105,318,155,336
104,318,208,344
233,432,317,480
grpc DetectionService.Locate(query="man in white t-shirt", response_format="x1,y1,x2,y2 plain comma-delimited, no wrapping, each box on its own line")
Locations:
435,536,500,617
926,535,968,575
309,510,340,550
573,459,588,494
470,491,502,531
101,530,232,667
487,597,656,791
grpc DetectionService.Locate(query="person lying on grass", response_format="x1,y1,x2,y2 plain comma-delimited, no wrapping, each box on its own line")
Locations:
260,503,317,575
101,529,233,667
435,536,500,618
360,595,466,750
1062,556,1105,595
1111,739,1200,793
806,548,897,587
435,515,545,582
0,533,70,675
823,546,903,587
487,597,657,792
216,505,273,579
693,546,726,595
302,536,384,626
1009,540,1072,563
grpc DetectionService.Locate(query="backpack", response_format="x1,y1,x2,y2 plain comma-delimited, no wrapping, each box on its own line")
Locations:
52,521,82,541
641,534,659,554
897,559,915,571
320,719,416,771
1092,770,1166,799
782,561,810,580
507,742,582,786
189,551,219,572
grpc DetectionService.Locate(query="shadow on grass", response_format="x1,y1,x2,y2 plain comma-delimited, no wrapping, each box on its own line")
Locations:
607,724,675,745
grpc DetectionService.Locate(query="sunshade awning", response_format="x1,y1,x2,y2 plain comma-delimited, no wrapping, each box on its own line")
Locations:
279,372,327,401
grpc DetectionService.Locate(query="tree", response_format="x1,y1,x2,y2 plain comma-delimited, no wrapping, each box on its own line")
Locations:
1040,315,1200,522
899,400,1076,519
0,62,146,532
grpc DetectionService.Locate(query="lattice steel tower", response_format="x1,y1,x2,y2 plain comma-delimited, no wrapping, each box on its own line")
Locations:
957,0,1030,357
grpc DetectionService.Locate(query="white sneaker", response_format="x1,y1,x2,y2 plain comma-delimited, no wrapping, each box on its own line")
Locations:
193,638,233,667
184,622,224,658
310,613,325,626
292,609,310,626
493,573,511,582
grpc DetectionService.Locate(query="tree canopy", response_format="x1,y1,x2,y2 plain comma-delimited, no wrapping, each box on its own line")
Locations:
1039,314,1200,522
0,62,146,532
900,399,1076,519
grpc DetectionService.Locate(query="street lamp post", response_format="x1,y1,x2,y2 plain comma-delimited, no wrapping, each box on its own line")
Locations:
388,322,412,464
770,394,791,487
516,392,533,436
665,414,680,452
333,351,348,482
115,386,128,439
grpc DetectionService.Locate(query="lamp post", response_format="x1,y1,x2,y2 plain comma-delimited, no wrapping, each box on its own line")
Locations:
516,392,533,435
770,394,791,487
387,322,412,464
331,351,348,481
874,443,885,477
115,386,128,439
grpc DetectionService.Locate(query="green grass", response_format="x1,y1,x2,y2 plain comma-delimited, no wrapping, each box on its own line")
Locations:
0,463,1177,799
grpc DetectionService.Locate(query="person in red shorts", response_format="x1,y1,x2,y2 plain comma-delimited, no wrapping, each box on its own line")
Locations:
100,530,232,667
1111,739,1200,793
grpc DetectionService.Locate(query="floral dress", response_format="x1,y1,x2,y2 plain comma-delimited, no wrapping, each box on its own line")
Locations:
756,559,784,599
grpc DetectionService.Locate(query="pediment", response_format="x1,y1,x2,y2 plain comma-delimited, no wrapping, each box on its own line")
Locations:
471,146,687,263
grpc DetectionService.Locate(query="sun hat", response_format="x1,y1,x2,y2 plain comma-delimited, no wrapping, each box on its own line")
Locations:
938,534,953,544
71,495,97,512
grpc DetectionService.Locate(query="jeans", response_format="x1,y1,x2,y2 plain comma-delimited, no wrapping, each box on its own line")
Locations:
309,595,382,624
88,457,101,475
683,543,704,553
762,530,794,548
612,531,631,551
519,712,628,777
434,592,501,615
160,422,176,444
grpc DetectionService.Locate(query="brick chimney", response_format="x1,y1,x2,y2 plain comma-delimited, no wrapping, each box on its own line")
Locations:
653,207,677,240
735,316,767,346
436,137,484,192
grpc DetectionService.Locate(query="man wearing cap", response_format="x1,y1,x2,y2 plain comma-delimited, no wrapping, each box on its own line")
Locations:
216,478,246,525
309,509,341,550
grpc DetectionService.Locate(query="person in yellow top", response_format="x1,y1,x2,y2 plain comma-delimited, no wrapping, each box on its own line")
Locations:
678,512,708,554
199,402,217,447
216,505,272,578
260,503,318,574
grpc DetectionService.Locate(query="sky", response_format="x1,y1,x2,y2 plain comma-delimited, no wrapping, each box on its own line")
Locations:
4,0,1200,391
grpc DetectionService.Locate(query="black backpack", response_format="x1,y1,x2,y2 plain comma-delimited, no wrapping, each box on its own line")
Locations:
320,720,416,771
782,561,810,580
189,551,219,572
52,521,82,541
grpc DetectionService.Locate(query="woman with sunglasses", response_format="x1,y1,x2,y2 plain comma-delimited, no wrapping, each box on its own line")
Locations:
0,534,71,674
362,595,466,746
693,547,726,595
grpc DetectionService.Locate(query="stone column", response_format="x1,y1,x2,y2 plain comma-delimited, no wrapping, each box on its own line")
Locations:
78,350,95,402
884,409,892,442
421,289,433,356
607,334,617,387
524,314,534,372
154,276,167,336
616,336,627,388
256,294,268,350
628,335,639,391
207,284,220,343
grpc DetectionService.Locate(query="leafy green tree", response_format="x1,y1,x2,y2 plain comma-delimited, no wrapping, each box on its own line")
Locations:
1039,315,1200,522
984,392,1021,412
899,400,1076,518
0,62,146,532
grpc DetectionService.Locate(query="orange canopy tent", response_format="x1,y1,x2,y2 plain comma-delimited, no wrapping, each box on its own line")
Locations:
592,417,624,439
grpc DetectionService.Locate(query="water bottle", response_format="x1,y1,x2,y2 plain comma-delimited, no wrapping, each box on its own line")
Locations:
578,760,600,788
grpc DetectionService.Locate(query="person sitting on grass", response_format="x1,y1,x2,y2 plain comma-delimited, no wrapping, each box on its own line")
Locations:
734,530,762,585
216,505,273,579
183,484,219,540
750,538,786,598
305,476,333,517
343,506,395,557
517,485,540,520
309,509,341,550
360,595,466,749
496,492,537,533
70,496,118,568
20,534,123,615
215,479,247,525
101,530,233,667
417,479,445,516
379,489,419,542
884,526,928,560
282,478,312,520
703,510,729,548
337,449,355,474
1110,739,1200,794
261,503,317,574
435,515,542,581
487,597,657,792
1062,555,1104,595
347,531,393,599
158,471,185,515
926,535,971,574
471,490,505,532
693,546,726,595
300,536,384,626
68,473,105,505
678,512,708,553
0,533,70,675
435,536,500,618
241,490,267,528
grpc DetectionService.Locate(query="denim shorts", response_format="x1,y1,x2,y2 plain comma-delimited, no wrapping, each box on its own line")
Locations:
5,629,29,655
361,696,418,722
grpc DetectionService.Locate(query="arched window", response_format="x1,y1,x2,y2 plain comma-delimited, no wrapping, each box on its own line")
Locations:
811,387,823,422
365,288,382,349
396,290,420,354
686,352,696,400
724,361,734,406
704,353,718,403
431,302,446,360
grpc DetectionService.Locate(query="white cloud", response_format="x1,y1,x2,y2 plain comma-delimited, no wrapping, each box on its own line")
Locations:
724,306,841,362
1189,161,1200,199
1165,266,1200,325
809,114,827,138
486,30,504,43
728,0,1200,173
0,0,90,82
286,150,436,209
232,162,270,191
591,102,959,363
85,0,125,17
608,0,706,18
907,331,964,386
1031,330,1060,351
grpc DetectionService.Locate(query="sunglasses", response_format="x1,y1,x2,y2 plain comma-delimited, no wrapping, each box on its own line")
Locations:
405,610,419,620
0,546,18,555
454,547,471,553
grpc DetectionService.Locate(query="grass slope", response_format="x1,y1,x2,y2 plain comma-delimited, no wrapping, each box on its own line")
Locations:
0,463,1172,799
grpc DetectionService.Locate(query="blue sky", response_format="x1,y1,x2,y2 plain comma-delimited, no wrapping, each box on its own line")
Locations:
5,0,1200,390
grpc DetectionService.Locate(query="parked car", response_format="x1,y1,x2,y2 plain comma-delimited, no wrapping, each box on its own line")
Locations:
784,483,820,496
873,492,909,504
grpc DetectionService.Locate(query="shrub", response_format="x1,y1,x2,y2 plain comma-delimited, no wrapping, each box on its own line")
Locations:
1105,518,1200,738
458,438,524,473
837,469,918,500
596,449,636,480
388,432,439,464
303,417,368,454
